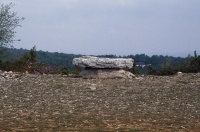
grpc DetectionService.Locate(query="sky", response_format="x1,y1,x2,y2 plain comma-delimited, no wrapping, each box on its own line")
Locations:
1,0,200,57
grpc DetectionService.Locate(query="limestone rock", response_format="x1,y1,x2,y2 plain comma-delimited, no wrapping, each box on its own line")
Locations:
79,69,135,79
73,56,134,70
177,72,183,76
0,71,24,79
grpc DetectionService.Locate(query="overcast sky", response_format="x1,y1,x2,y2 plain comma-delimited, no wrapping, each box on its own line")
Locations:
2,0,200,57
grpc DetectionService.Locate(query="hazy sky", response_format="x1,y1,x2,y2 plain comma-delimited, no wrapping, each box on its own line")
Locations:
2,0,200,57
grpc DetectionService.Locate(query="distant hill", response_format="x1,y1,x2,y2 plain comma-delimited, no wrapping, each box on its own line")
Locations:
0,48,82,70
0,48,191,73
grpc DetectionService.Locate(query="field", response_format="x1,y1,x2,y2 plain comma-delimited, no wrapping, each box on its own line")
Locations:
0,73,200,131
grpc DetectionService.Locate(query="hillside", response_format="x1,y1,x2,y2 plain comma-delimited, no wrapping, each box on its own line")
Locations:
0,72,200,131
0,48,81,70
0,48,189,73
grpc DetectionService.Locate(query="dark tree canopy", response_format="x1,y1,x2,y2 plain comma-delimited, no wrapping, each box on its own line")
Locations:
0,3,24,47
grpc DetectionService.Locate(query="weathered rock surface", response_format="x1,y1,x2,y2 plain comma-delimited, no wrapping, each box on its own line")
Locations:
0,70,24,79
72,56,134,69
79,69,135,79
72,56,134,79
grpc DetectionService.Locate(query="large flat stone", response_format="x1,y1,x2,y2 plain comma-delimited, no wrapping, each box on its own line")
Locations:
72,56,134,69
78,69,135,79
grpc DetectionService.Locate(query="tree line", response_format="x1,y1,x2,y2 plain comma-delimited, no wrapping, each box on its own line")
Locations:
0,47,200,76
146,51,200,75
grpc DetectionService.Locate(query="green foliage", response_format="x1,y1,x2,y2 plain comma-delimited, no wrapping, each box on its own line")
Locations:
14,46,37,72
159,66,177,76
175,51,200,73
147,66,157,75
147,51,200,75
60,66,69,75
190,50,200,72
71,68,80,75
148,66,177,76
36,51,81,70
0,60,12,71
0,3,24,47
0,46,37,72
0,48,188,74
0,46,71,74
0,48,81,71
29,46,36,63
0,46,7,55
1,47,200,76
129,63,139,74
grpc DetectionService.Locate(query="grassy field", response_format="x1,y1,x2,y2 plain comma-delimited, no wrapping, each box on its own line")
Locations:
0,73,200,131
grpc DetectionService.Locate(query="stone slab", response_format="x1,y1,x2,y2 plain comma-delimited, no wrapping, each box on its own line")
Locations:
72,56,134,69
78,69,135,79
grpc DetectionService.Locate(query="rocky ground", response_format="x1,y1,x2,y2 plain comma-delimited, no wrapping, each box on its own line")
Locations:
0,71,200,131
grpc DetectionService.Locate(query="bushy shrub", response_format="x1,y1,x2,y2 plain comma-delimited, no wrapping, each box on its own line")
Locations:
72,68,80,76
60,66,69,75
129,63,139,74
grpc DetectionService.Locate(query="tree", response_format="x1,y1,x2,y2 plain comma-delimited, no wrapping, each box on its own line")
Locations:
147,66,156,75
130,63,139,74
29,46,37,63
190,50,200,72
60,66,69,75
0,3,24,48
11,46,37,72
